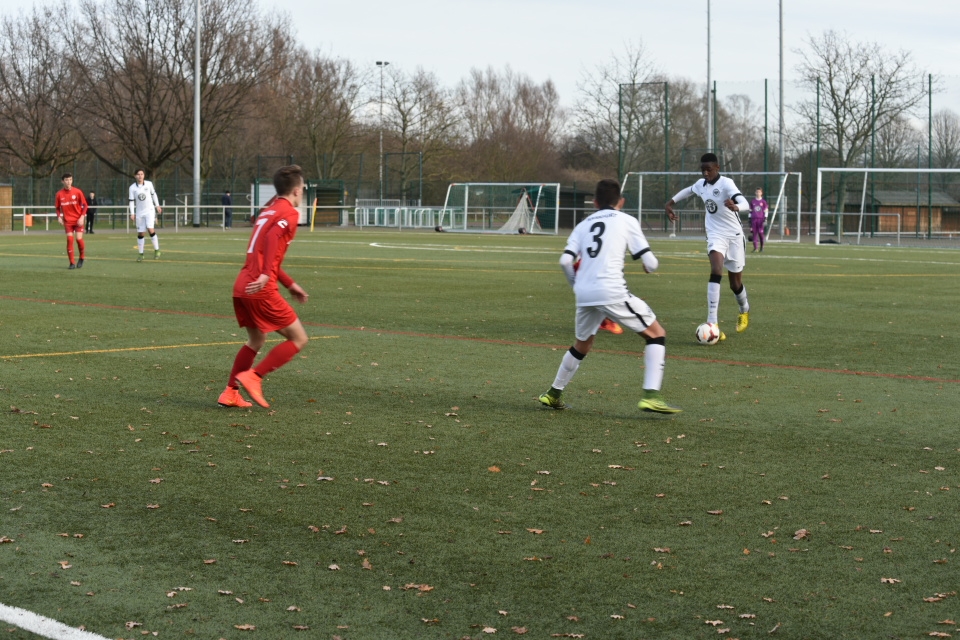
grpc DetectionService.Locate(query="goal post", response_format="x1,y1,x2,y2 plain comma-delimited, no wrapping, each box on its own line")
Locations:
814,167,960,246
439,183,560,234
620,171,801,241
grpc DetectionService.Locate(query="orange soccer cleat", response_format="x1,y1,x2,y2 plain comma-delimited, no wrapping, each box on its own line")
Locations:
218,386,252,408
235,370,269,408
599,318,623,334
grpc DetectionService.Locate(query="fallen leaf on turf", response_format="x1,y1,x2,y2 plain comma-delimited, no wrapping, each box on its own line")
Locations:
328,564,340,570
881,578,901,584
511,627,528,634
482,628,496,634
233,624,255,630
0,537,13,544
149,478,162,484
422,618,440,625
125,622,142,630
717,604,734,609
705,620,724,625
679,521,693,526
550,635,584,639
292,625,310,631
387,517,403,524
334,526,347,535
282,561,298,566
739,613,756,619
537,470,550,475
218,590,233,595
938,620,956,625
101,503,115,508
167,603,187,609
762,531,775,538
70,581,80,586
526,528,545,534
362,559,372,570
41,483,53,488
611,614,624,619
146,504,160,509
927,633,951,638
653,547,671,553
317,476,334,481
707,510,723,515
204,559,216,565
566,616,580,622
232,539,248,544
58,561,71,569
488,466,501,473
793,529,810,540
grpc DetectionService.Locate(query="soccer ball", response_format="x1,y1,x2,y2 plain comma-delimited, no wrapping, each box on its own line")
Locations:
695,322,720,345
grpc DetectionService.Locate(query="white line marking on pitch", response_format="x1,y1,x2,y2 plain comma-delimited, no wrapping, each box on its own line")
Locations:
0,603,110,640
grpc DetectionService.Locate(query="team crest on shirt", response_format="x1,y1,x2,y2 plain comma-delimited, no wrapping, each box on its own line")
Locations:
705,200,718,214
713,189,720,197
138,193,147,201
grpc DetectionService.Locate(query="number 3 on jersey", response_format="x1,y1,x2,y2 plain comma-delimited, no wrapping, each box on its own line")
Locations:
586,221,605,258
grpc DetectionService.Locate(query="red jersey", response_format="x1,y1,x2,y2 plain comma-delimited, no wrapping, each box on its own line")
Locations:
55,187,88,223
233,197,299,299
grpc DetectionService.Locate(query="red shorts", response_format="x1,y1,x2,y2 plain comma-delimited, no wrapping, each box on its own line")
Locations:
233,293,298,333
63,220,84,233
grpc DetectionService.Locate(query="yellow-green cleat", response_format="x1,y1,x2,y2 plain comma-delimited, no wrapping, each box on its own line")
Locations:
718,331,726,341
737,311,749,333
136,253,144,262
638,393,682,414
538,392,567,410
154,249,161,260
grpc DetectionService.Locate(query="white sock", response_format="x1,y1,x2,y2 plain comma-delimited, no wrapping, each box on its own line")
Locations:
551,350,583,391
707,282,720,324
137,237,145,253
151,234,160,250
735,285,749,313
643,343,665,391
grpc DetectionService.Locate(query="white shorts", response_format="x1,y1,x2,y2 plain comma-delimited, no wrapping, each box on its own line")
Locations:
575,294,656,341
135,212,157,233
706,234,746,273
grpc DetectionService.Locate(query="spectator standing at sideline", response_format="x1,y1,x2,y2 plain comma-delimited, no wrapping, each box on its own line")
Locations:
85,191,98,233
222,190,234,228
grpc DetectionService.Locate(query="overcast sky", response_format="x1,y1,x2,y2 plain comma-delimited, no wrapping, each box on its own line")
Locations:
4,0,958,110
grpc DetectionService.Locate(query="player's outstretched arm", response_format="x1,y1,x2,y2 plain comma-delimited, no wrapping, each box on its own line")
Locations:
559,251,577,287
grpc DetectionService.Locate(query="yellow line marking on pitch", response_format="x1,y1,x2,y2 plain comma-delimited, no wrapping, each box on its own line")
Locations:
0,336,338,360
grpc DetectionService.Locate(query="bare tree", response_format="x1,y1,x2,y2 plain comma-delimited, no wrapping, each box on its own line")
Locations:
573,41,664,176
0,7,83,204
794,30,928,231
717,94,763,175
383,66,460,200
279,49,365,182
930,109,960,194
457,66,563,181
66,0,288,181
874,115,922,168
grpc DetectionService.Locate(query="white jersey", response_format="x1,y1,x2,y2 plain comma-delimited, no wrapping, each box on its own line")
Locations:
563,208,655,307
671,176,746,238
129,180,160,216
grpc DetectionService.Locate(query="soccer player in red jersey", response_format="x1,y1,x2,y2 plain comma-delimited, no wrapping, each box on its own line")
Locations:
54,173,89,269
220,165,310,408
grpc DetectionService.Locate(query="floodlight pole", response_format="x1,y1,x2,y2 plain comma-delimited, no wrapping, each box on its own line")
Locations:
778,0,784,174
377,61,389,206
192,0,201,227
706,0,712,152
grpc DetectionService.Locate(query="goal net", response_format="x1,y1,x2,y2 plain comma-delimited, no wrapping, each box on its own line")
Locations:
439,183,560,234
815,167,960,247
621,171,802,242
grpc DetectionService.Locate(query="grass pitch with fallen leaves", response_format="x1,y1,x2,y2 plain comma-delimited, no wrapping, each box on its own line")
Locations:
1,228,958,639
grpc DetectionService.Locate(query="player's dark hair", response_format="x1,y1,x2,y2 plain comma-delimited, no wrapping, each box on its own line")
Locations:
594,179,621,210
700,152,719,164
274,165,305,196
61,173,72,180
134,168,145,174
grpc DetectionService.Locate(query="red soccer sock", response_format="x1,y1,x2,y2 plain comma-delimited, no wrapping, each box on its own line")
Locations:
66,236,75,263
254,340,301,377
228,345,258,389
77,238,85,259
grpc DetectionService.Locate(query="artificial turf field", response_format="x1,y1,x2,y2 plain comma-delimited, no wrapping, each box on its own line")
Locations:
0,228,958,640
